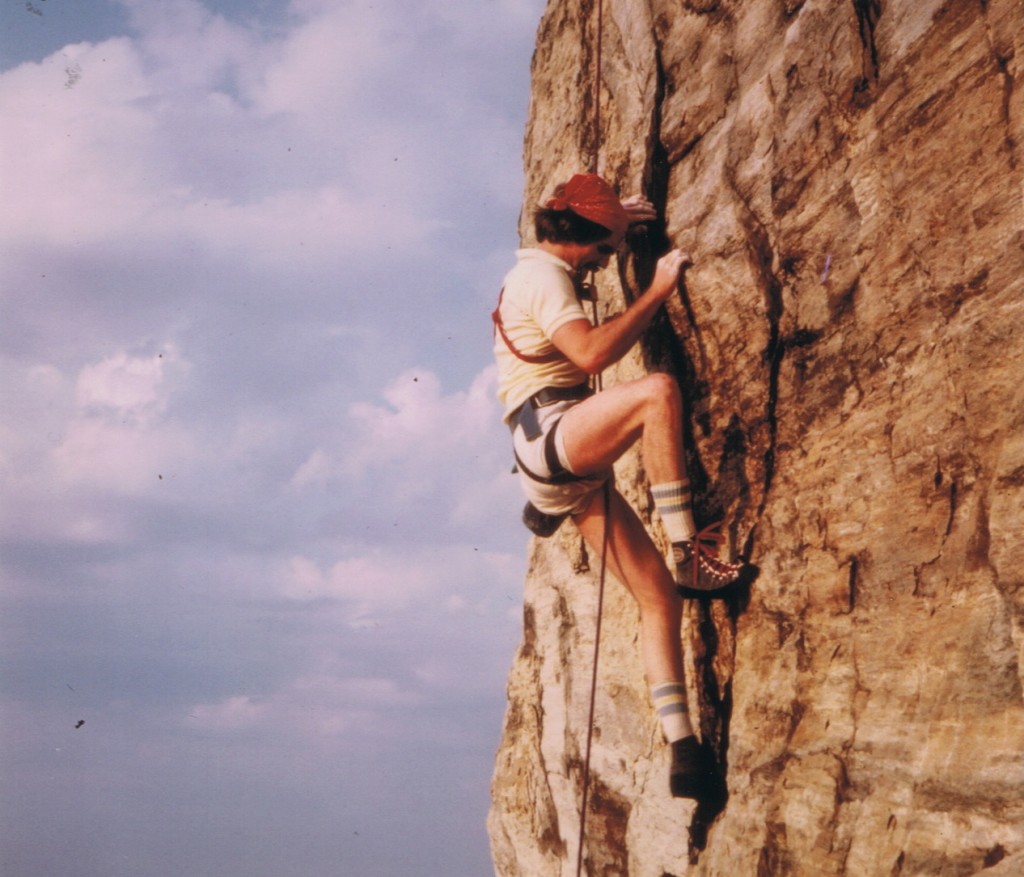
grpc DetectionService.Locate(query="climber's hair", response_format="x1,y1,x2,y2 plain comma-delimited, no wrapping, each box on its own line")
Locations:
534,207,611,245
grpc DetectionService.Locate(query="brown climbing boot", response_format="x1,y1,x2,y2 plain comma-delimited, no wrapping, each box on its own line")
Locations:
673,522,746,598
670,736,725,802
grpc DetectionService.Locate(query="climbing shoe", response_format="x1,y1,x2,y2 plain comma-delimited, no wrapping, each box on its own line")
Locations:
673,522,746,598
670,736,725,802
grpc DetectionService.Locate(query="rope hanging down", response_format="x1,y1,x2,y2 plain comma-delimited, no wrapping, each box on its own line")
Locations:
588,0,604,174
576,2,606,874
574,480,610,877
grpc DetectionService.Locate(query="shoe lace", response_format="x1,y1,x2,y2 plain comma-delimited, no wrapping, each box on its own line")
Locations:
689,521,741,591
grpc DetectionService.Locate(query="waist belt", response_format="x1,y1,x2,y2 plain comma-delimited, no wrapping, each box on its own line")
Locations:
507,383,593,432
532,383,593,406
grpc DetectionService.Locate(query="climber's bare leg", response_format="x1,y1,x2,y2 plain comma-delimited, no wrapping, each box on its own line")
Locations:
559,373,686,485
572,486,683,683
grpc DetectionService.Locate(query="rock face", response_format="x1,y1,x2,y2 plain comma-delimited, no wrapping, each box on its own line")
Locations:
488,1,1024,875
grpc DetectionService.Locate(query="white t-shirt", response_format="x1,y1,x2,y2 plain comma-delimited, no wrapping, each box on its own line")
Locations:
494,248,590,421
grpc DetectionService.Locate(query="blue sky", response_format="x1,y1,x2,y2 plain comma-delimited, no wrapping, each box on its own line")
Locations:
0,1,547,874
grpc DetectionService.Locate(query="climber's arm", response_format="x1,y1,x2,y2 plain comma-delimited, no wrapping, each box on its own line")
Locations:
551,248,690,375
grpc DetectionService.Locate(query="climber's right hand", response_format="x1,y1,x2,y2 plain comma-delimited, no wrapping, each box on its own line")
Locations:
650,248,692,299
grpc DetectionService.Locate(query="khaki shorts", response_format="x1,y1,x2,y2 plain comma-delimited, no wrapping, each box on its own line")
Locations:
511,397,611,516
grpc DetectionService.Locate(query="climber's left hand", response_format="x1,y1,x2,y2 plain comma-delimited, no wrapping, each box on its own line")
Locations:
621,194,657,224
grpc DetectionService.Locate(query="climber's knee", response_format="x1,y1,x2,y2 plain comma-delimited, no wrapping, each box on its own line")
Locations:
638,372,681,418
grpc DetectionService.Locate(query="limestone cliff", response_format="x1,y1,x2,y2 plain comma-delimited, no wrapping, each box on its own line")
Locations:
489,1,1024,875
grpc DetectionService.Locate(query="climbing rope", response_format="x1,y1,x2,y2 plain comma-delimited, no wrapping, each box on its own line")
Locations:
574,479,610,877
575,1,607,874
589,0,603,174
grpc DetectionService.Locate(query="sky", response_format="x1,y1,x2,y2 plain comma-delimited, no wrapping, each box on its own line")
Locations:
0,1,549,875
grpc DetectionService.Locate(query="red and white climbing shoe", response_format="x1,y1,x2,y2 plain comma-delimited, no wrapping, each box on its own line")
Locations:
673,522,746,598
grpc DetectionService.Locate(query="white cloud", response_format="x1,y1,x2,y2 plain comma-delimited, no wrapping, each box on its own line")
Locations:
280,545,516,606
0,39,156,247
0,3,436,267
253,2,392,120
52,347,194,491
116,0,259,93
0,346,194,547
279,543,519,616
181,674,423,759
449,466,522,528
75,346,181,417
187,694,269,730
288,364,523,560
0,363,67,474
175,184,437,263
51,415,191,491
292,365,504,486
280,551,432,606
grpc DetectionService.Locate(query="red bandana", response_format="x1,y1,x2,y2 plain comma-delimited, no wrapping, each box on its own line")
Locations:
546,173,628,238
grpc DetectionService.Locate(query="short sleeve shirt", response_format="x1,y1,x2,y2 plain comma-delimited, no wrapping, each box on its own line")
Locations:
494,248,590,421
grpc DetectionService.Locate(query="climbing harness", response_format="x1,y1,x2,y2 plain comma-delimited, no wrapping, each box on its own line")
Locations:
492,288,565,365
495,282,595,536
493,278,600,506
508,387,593,487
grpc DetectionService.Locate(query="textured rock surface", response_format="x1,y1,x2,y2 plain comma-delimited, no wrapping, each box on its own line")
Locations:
489,1,1024,875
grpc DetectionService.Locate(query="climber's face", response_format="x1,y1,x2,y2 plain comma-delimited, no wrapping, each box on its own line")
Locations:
579,234,622,272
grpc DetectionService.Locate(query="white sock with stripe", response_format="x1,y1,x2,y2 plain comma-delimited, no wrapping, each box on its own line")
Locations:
651,480,696,544
650,680,694,743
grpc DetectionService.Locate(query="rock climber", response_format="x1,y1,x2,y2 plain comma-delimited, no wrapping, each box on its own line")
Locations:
492,172,745,800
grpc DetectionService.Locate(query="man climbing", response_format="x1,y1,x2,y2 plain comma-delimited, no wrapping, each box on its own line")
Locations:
493,172,745,801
